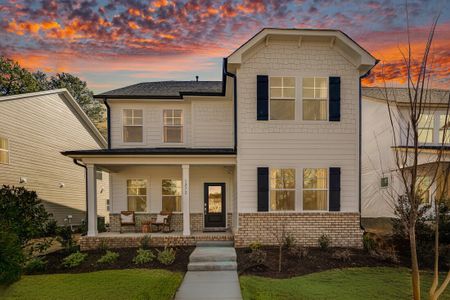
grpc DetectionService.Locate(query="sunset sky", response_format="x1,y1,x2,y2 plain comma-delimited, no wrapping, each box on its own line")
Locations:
0,0,448,93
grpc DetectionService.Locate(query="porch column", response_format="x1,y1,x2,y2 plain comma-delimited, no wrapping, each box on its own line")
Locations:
86,164,98,236
182,164,190,236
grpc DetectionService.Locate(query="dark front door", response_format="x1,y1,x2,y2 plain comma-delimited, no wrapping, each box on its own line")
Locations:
204,183,226,228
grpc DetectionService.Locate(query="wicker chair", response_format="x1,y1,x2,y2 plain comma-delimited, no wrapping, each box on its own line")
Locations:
120,211,136,233
150,211,173,233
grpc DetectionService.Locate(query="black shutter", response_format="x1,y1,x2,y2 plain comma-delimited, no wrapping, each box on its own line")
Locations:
329,77,341,121
257,75,269,120
257,167,269,211
329,167,341,211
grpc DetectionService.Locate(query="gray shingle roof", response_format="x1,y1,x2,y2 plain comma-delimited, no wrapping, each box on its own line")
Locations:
362,87,449,104
95,81,223,98
62,147,236,156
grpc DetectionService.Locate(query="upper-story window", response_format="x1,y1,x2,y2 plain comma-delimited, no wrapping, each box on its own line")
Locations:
163,109,183,143
0,137,9,164
302,77,328,121
270,168,295,211
269,77,295,120
439,115,450,143
418,114,434,144
123,109,143,143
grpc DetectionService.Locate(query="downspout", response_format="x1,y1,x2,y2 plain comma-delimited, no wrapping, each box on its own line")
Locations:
73,159,88,231
223,57,237,152
103,98,111,149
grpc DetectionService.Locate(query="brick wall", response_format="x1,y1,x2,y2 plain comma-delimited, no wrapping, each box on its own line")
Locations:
234,212,363,248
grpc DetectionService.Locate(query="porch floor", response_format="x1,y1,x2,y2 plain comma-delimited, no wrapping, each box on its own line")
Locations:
97,231,233,239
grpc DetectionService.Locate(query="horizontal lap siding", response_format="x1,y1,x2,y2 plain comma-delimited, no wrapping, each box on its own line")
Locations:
237,41,360,213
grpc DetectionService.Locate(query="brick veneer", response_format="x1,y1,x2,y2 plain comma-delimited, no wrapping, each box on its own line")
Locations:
234,212,363,248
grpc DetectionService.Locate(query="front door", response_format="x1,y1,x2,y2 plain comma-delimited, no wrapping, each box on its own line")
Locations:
204,183,226,228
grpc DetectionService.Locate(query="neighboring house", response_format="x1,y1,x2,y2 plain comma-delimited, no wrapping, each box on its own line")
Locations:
63,28,377,248
361,87,450,220
0,89,109,225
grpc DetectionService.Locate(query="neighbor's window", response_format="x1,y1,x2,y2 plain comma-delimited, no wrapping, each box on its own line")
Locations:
270,168,295,211
127,179,147,212
269,77,295,120
380,177,389,188
302,77,328,121
303,168,328,210
418,114,434,144
106,199,110,212
96,170,103,180
123,109,143,143
416,176,430,204
0,137,9,164
163,109,183,143
162,179,182,212
439,114,450,144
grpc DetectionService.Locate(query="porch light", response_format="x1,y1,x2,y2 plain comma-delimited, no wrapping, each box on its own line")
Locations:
19,177,27,184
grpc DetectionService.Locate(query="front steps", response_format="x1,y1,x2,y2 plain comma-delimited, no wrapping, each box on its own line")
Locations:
187,241,237,271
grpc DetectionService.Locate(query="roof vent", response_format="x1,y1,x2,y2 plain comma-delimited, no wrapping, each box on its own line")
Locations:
195,75,199,82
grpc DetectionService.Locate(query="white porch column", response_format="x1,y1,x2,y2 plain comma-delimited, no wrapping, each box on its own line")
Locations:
86,164,98,237
182,164,190,236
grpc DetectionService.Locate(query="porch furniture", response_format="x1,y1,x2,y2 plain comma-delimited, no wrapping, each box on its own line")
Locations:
141,220,151,233
150,211,173,233
120,211,136,233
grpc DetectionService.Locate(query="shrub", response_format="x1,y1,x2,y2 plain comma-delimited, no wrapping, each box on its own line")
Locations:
157,247,176,265
288,245,309,259
23,257,47,274
28,238,53,257
332,249,352,262
133,248,155,265
318,234,331,250
248,249,267,266
0,229,24,284
249,241,262,252
61,252,87,268
97,250,119,265
140,235,152,250
0,185,50,246
283,234,295,250
56,225,77,253
97,240,109,252
363,233,376,252
44,219,58,236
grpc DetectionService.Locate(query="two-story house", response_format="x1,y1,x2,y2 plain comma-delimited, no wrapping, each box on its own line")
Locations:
63,28,377,249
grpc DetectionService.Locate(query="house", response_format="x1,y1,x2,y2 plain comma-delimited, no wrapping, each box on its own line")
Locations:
63,28,378,249
361,87,450,221
0,89,109,226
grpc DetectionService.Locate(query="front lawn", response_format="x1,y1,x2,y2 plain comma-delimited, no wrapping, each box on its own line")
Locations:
240,267,450,300
0,269,182,300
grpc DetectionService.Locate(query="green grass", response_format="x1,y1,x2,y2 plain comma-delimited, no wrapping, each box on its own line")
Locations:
0,269,183,300
240,267,450,300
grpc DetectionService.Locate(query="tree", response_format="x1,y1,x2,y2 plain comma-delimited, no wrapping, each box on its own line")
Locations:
0,56,40,95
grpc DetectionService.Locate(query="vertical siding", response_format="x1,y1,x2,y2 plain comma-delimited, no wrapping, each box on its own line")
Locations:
0,93,107,224
236,40,360,213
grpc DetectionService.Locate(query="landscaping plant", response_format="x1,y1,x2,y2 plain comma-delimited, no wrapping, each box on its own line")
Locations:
248,249,267,266
287,245,309,259
248,241,262,252
157,247,176,265
332,249,352,262
318,234,331,250
61,252,88,268
97,251,120,265
133,248,155,265
140,235,152,250
23,257,47,274
56,225,77,253
0,228,24,284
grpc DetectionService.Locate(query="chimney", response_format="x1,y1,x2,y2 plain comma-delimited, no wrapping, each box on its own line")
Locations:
195,75,199,82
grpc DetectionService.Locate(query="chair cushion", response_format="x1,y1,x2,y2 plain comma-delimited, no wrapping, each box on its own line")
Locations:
121,212,134,224
155,214,167,223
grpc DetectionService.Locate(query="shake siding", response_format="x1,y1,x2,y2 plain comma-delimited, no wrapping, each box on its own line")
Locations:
0,93,108,224
236,40,360,213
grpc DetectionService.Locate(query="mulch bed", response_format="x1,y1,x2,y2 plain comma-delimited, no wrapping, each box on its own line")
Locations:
237,247,408,278
31,246,195,275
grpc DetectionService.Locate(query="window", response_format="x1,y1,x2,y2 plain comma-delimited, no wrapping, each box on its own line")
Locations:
96,170,103,180
302,77,328,121
0,137,9,164
162,179,181,212
380,177,389,188
123,109,143,143
418,114,434,144
163,109,183,143
303,168,328,210
416,176,430,204
269,77,295,120
106,199,110,212
439,114,450,144
127,179,147,212
270,168,295,211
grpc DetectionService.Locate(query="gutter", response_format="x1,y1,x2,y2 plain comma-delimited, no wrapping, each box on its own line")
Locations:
103,98,111,149
223,57,237,152
73,159,88,230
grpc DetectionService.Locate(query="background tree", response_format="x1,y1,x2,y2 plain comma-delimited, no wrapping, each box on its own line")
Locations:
0,57,40,95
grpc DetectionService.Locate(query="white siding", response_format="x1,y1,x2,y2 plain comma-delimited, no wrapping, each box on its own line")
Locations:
0,93,108,224
236,40,360,213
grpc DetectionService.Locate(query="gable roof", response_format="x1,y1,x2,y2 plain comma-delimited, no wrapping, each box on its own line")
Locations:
362,87,450,105
0,89,107,148
94,80,223,99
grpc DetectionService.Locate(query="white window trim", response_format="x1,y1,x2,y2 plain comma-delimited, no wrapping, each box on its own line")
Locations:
302,167,329,212
0,136,9,165
269,167,296,212
162,109,185,144
302,77,329,122
126,178,148,213
161,178,182,213
122,108,145,144
268,76,296,121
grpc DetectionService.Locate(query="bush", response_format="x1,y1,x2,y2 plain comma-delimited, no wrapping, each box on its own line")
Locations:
0,185,50,246
318,234,331,250
283,234,295,250
249,241,262,252
97,240,109,252
133,248,155,265
23,257,47,274
287,245,309,259
248,249,267,266
61,252,87,268
157,247,176,265
44,219,58,236
56,226,77,253
28,238,53,257
0,229,24,284
140,235,152,250
97,251,119,265
363,233,376,252
332,249,352,262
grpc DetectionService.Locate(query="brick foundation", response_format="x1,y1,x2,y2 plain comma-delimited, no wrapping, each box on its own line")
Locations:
234,212,363,248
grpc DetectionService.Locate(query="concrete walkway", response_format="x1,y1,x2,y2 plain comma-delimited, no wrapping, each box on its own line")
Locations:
175,241,242,300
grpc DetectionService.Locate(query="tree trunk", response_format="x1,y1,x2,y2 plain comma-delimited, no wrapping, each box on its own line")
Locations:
278,244,282,273
410,225,421,300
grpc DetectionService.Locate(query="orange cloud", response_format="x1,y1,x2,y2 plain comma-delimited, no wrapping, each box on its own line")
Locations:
128,21,140,30
153,0,169,8
128,8,141,16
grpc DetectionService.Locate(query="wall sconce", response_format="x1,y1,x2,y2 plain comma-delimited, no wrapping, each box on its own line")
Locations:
59,182,65,188
100,186,104,193
19,177,27,184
